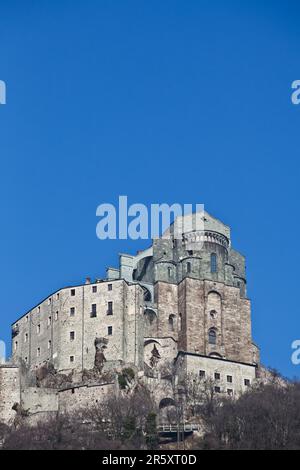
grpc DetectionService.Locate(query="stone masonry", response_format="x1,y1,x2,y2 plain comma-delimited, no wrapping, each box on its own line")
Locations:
1,211,260,423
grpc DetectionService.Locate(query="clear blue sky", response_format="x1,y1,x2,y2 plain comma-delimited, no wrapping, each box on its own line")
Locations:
0,0,299,378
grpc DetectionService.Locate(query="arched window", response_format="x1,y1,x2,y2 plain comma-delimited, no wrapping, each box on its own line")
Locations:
144,308,157,325
187,262,191,273
168,314,175,331
211,253,217,273
208,328,217,345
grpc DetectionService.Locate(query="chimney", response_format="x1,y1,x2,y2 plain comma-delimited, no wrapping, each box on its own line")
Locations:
85,277,91,284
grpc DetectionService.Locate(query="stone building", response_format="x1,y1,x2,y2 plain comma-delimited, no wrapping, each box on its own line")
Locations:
11,280,144,373
5,211,260,424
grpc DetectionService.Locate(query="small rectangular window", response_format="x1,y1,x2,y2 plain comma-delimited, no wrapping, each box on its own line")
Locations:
55,311,59,320
70,355,74,363
56,293,60,300
37,347,41,357
14,341,18,351
108,326,113,336
244,379,250,387
48,298,52,305
108,284,112,291
70,307,75,317
199,370,206,378
25,316,29,323
48,340,51,349
37,324,41,334
107,301,113,315
214,386,221,393
227,375,233,383
24,333,28,343
48,316,52,326
214,372,220,380
92,285,97,293
70,331,75,341
91,304,97,317
71,289,76,296
227,389,233,396
25,357,28,363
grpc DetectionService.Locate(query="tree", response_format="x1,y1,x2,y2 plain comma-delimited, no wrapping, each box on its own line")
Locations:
145,412,159,450
198,382,300,450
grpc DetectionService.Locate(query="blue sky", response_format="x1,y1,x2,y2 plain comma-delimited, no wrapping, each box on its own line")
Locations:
0,0,299,378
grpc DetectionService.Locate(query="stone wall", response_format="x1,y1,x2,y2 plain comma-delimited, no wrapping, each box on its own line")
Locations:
58,382,116,413
21,387,58,416
0,365,20,424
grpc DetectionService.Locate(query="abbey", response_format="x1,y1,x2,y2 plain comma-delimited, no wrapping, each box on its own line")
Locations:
1,211,260,424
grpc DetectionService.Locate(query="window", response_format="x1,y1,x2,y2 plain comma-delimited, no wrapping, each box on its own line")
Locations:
37,306,40,313
25,316,28,323
143,288,151,302
37,324,41,334
214,372,220,380
70,355,74,363
48,316,52,326
168,314,175,331
56,293,60,300
14,341,18,351
24,357,28,363
211,253,217,273
24,333,28,343
214,386,221,393
107,301,113,315
48,298,52,305
227,375,233,383
188,250,193,256
210,310,217,319
48,340,51,350
92,285,97,293
55,311,59,321
71,289,76,296
91,304,97,318
187,262,191,273
108,326,113,336
208,328,217,345
70,331,75,341
37,348,41,357
244,379,250,387
168,267,172,278
227,389,233,396
199,370,206,378
108,284,112,291
70,307,75,317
